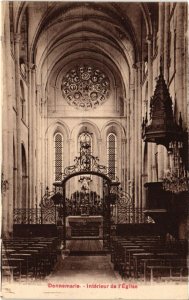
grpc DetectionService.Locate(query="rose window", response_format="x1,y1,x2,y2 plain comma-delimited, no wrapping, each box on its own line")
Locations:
61,65,111,110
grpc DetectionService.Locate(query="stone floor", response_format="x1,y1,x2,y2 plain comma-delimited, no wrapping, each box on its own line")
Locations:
47,254,118,284
67,239,103,252
47,240,118,283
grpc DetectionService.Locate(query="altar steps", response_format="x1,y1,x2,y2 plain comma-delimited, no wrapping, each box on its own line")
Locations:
68,236,100,240
67,239,108,256
69,250,108,256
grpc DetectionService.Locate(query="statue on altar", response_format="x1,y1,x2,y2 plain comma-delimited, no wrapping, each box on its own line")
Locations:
81,177,90,192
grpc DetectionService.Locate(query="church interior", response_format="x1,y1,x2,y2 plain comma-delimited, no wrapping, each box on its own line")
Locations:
1,1,189,287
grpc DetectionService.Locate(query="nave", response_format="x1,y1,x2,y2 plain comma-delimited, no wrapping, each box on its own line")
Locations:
2,234,188,285
2,232,188,300
1,2,188,299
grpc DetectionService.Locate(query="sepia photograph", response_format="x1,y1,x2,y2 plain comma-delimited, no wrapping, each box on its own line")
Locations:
1,1,188,299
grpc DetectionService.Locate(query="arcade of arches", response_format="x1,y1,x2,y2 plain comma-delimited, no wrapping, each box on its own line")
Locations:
1,1,189,285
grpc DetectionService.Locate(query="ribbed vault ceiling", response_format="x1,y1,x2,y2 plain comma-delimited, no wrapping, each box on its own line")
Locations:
16,2,158,96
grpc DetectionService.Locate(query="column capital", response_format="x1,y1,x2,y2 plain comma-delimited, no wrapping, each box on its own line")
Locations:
132,62,142,70
36,84,41,91
28,63,36,71
146,34,153,44
132,63,137,69
136,61,143,69
14,33,21,43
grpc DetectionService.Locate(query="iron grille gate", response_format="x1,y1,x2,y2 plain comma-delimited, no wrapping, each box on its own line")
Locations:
13,128,154,247
40,190,56,224
54,173,112,250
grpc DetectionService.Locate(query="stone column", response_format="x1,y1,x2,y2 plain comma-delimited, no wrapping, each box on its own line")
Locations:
114,85,118,112
126,97,130,192
157,145,166,180
164,3,170,83
175,3,185,125
121,138,127,191
133,64,139,209
146,35,153,182
66,138,71,198
33,81,37,207
183,4,188,127
129,82,135,204
38,94,43,205
158,3,165,61
14,33,22,209
40,96,47,198
53,85,59,112
163,3,170,180
161,4,172,180
98,138,102,161
36,84,41,206
136,62,142,210
28,64,36,208
141,97,148,207
2,6,14,237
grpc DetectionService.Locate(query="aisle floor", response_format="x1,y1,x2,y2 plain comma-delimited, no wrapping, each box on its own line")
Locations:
66,239,103,252
47,254,119,284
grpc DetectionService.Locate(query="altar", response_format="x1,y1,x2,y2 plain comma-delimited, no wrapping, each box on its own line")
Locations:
66,216,103,239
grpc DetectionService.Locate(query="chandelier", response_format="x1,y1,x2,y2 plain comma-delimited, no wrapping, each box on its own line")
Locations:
163,141,189,194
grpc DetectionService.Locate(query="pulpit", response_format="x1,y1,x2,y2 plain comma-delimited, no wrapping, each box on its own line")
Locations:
66,216,103,239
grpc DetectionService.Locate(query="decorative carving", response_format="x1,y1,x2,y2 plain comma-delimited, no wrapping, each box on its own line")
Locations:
13,208,41,224
65,191,103,216
163,141,189,194
61,65,110,110
62,154,109,178
142,61,184,146
40,187,56,224
142,59,188,193
108,184,154,224
54,130,111,180
14,33,21,44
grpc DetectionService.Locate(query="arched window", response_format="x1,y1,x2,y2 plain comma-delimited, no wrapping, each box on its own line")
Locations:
54,133,63,181
78,129,92,172
107,133,117,180
78,129,92,156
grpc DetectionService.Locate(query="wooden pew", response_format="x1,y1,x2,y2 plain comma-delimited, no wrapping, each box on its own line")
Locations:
2,236,59,281
111,234,187,283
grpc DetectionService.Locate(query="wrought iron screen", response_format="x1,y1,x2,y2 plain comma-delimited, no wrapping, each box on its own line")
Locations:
41,193,56,224
13,208,42,224
112,188,155,224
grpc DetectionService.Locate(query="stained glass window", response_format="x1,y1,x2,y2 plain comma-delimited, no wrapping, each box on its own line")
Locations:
79,131,92,155
107,133,117,180
54,133,63,181
61,65,111,110
78,130,92,172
